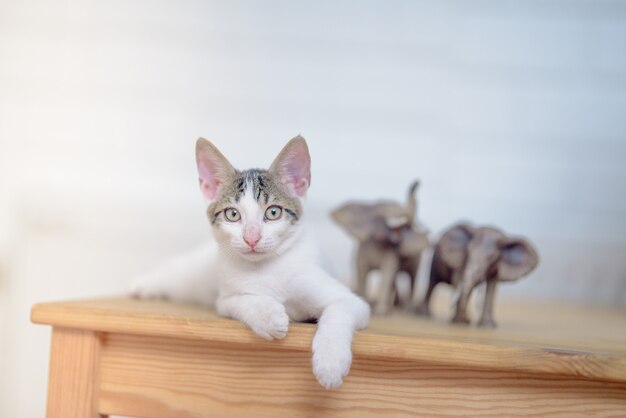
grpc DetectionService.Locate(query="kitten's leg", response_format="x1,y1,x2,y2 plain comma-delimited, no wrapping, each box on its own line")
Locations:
129,241,218,307
216,294,289,340
297,270,370,389
311,297,369,388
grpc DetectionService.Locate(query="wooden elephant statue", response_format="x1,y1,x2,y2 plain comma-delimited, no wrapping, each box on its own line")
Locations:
332,181,429,315
417,223,539,327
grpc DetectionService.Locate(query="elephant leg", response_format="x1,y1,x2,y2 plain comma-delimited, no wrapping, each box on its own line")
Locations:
373,253,399,316
416,278,437,316
411,258,420,304
393,279,401,307
389,283,398,309
478,279,497,328
400,263,419,311
355,248,370,299
451,287,471,325
390,270,404,306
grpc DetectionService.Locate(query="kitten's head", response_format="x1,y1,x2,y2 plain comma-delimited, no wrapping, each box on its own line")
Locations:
196,136,311,261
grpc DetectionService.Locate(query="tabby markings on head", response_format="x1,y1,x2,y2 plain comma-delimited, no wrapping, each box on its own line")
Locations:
207,168,302,225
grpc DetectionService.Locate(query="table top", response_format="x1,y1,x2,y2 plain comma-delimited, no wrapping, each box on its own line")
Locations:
32,296,626,383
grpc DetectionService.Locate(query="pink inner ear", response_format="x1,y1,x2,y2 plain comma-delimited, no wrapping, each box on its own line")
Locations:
291,177,309,197
197,156,221,201
280,149,311,198
197,147,231,201
200,178,221,200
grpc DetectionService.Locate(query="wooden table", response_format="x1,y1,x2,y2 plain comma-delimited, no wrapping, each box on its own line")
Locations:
31,297,626,417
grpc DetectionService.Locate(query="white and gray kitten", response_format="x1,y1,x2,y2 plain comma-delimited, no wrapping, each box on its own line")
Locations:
131,136,370,389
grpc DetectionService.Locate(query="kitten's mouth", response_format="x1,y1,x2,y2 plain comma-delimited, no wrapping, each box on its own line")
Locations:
244,249,264,256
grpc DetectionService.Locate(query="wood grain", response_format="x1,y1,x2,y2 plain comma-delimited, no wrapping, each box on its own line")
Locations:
31,297,626,382
98,333,626,418
33,297,626,417
45,327,106,418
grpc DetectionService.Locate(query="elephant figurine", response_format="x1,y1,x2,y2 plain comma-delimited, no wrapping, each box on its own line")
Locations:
332,181,429,315
417,223,539,328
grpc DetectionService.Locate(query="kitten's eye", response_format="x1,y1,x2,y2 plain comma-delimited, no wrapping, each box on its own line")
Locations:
264,205,282,221
223,208,241,222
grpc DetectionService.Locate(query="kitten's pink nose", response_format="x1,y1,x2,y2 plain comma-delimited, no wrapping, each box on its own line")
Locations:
244,227,261,249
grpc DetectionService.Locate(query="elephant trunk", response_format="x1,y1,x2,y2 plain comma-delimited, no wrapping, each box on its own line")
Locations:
461,257,487,294
406,180,419,225
453,253,490,322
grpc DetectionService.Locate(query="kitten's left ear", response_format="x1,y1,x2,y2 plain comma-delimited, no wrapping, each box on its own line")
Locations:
269,135,311,197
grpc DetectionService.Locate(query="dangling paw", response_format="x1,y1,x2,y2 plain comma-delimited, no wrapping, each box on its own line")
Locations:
311,334,352,389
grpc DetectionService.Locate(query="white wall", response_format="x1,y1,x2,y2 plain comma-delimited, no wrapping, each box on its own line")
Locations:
1,1,625,416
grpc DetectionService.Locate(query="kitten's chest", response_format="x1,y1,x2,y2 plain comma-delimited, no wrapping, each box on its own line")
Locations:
283,300,313,322
216,243,319,321
218,260,294,300
223,269,313,321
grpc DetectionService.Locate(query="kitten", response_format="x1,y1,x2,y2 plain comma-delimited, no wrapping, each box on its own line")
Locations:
131,136,370,389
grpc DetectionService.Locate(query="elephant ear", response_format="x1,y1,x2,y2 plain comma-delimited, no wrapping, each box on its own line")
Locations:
331,203,377,242
332,201,407,242
438,224,474,269
497,238,539,281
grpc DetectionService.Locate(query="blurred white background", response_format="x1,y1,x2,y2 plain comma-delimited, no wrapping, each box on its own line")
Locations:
1,0,625,416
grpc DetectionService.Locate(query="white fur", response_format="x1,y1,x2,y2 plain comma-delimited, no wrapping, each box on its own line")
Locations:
133,136,370,388
131,203,370,389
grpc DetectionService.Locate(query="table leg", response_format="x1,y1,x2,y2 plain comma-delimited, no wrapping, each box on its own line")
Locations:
46,327,106,418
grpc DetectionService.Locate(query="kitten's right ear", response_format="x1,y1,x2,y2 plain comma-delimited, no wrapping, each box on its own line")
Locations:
195,138,236,201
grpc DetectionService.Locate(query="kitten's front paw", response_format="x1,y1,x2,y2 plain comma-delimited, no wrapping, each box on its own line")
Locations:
246,303,289,340
311,335,352,389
